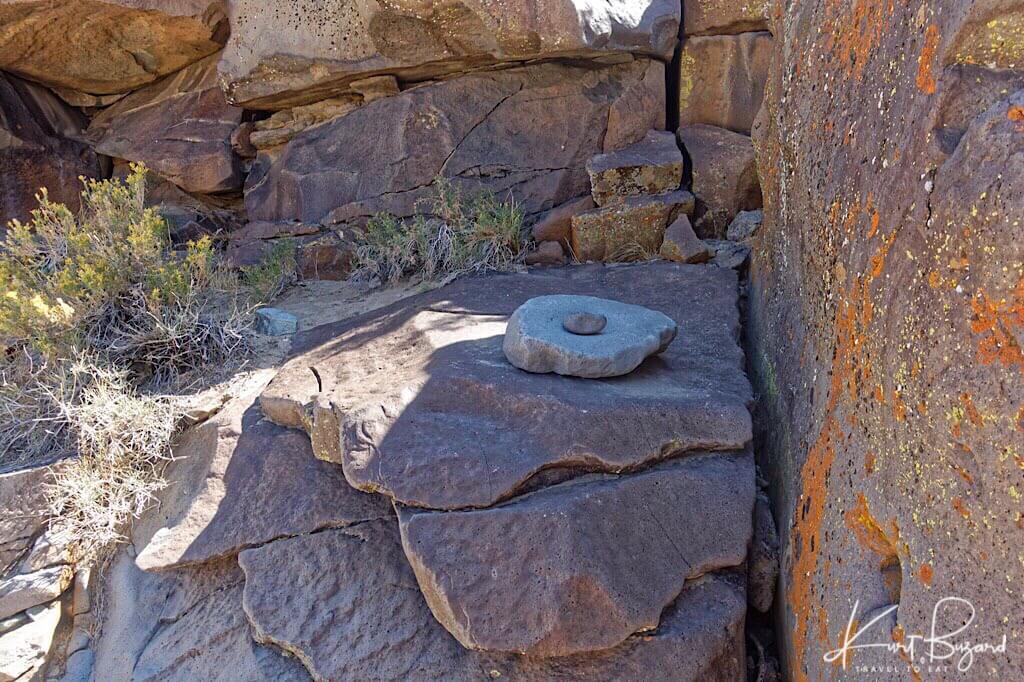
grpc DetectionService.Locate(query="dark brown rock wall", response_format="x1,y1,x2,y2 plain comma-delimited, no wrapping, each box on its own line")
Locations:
749,1,1024,679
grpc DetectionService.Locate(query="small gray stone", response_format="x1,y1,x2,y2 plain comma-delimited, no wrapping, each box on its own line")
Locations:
0,565,71,620
62,647,94,682
503,295,677,378
254,308,297,336
726,209,764,242
562,312,607,335
706,239,752,270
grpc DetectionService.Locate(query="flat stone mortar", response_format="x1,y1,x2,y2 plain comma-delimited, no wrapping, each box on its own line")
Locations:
260,262,753,510
503,294,678,378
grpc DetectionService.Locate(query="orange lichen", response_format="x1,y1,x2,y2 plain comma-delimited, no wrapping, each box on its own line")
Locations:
892,391,907,421
865,451,876,474
916,24,941,94
825,0,894,81
788,417,839,682
951,497,971,519
868,211,880,238
970,280,1024,373
927,270,942,288
960,393,983,426
919,563,934,586
845,494,897,558
1009,105,1024,131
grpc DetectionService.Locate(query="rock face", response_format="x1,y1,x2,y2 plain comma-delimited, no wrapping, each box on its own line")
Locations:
586,130,683,206
260,263,752,510
398,452,754,656
220,0,680,109
679,125,761,238
503,295,678,378
87,54,243,194
0,600,61,682
0,73,99,225
531,196,596,244
244,58,665,226
0,463,57,576
570,190,694,261
678,32,772,134
660,215,711,263
240,519,747,681
749,1,1024,679
0,0,226,95
683,0,770,36
0,565,70,620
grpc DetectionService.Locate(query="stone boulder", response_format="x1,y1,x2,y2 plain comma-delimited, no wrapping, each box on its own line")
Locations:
88,54,243,195
0,601,61,682
0,73,99,225
0,462,59,577
0,565,71,620
660,214,711,263
240,519,747,681
570,190,694,262
260,263,752,510
586,130,683,206
244,59,665,226
530,196,595,244
0,0,226,95
683,0,770,36
524,240,567,266
220,0,680,109
679,124,762,238
399,452,754,656
678,32,772,134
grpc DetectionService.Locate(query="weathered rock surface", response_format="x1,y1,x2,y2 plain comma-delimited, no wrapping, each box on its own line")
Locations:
678,32,772,134
660,215,711,263
399,452,754,656
296,233,356,281
726,208,763,241
749,1,1024,678
683,0,770,36
679,124,761,238
0,0,226,94
570,190,694,261
706,239,752,270
748,490,779,613
524,240,567,266
0,73,99,225
221,0,680,109
0,600,61,682
586,130,683,206
0,462,60,577
0,565,70,620
260,263,751,510
240,519,746,681
135,378,390,572
530,195,595,244
87,54,243,194
503,295,677,378
244,59,665,226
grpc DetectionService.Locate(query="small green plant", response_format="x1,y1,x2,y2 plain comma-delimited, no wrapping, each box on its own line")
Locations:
0,165,286,560
240,238,297,301
354,178,527,284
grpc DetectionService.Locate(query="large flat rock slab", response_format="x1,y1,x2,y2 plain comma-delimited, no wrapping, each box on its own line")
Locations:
221,0,678,109
239,520,746,681
135,377,390,572
398,452,754,656
260,263,752,510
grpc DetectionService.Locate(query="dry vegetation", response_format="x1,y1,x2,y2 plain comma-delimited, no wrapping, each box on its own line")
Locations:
353,178,528,284
0,166,292,559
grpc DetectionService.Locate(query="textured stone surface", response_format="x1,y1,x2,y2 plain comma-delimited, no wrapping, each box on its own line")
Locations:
0,462,59,577
726,209,763,241
660,215,711,263
221,0,679,108
0,601,61,682
749,1,1024,678
748,490,779,613
296,234,355,281
399,452,754,656
0,0,225,94
240,519,747,681
0,565,70,620
570,190,694,262
260,263,751,510
87,54,243,194
683,0,770,36
707,239,752,270
503,295,677,378
135,379,390,571
679,124,761,238
0,73,99,225
244,59,665,226
524,241,567,267
586,130,683,206
531,196,596,244
678,32,772,134
254,308,298,337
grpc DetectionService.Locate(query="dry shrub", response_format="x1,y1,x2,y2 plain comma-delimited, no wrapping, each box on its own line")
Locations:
0,165,285,559
354,178,527,285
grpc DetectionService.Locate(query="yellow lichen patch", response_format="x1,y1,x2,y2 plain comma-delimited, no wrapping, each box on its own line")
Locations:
954,11,1024,70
